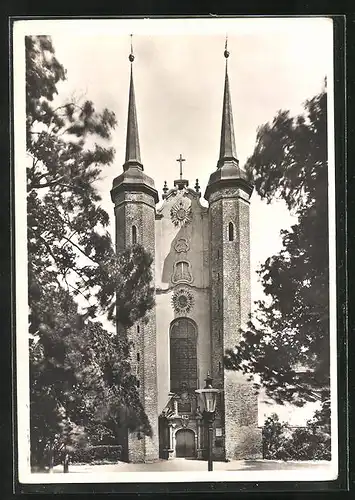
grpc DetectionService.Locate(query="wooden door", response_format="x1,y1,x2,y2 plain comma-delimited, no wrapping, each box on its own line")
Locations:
175,429,195,458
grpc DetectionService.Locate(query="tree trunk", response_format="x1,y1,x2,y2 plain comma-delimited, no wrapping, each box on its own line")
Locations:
48,443,54,473
63,453,69,473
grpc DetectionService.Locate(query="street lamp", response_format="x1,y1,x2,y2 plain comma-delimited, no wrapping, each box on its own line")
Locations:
195,372,220,471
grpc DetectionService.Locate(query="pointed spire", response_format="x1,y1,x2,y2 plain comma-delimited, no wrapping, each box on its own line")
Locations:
124,35,143,171
218,36,238,168
204,37,252,202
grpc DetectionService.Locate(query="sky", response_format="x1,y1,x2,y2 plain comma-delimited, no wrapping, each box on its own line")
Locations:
32,18,333,307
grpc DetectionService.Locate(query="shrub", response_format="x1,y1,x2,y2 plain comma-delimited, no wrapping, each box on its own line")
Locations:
262,401,331,461
70,445,123,463
262,413,293,460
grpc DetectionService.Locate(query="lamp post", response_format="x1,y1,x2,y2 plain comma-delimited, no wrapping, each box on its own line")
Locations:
195,373,219,471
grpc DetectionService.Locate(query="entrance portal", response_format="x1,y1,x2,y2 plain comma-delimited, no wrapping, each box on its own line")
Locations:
175,429,195,458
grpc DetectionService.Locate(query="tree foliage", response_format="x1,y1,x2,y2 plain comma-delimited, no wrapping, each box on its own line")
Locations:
225,88,329,406
30,286,151,468
27,35,117,315
26,36,154,468
262,400,331,461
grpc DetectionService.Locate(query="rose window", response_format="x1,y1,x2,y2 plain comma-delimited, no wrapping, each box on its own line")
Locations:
172,288,194,314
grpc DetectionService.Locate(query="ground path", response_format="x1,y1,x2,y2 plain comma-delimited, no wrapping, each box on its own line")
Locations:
52,458,332,474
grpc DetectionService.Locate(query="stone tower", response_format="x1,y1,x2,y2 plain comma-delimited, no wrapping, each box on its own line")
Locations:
110,39,262,464
110,46,159,462
204,45,262,460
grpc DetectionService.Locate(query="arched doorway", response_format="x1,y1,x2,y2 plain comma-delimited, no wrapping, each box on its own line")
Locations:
175,429,195,458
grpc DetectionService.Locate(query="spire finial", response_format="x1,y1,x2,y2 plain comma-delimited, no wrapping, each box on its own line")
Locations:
129,34,135,62
124,34,142,170
217,34,238,168
162,180,168,198
224,34,230,59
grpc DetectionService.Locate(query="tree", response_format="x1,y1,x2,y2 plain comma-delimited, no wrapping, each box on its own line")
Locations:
26,36,155,468
262,400,331,461
30,284,151,468
27,35,115,314
225,88,329,407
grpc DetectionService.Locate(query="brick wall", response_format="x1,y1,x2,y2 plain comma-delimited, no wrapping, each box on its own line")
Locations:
209,201,224,390
112,189,159,463
208,186,262,460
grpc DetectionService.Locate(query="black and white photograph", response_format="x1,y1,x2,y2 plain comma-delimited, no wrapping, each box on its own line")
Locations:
13,17,338,485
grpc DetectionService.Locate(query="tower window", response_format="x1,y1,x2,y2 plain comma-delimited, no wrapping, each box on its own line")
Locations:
132,225,137,244
137,380,140,388
137,352,140,362
219,362,222,372
228,222,234,241
137,325,140,334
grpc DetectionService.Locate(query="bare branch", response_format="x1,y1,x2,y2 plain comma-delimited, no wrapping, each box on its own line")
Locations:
29,176,65,189
61,235,98,265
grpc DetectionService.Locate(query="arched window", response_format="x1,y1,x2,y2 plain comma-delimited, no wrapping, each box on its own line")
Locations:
170,318,197,392
136,352,140,362
132,225,137,244
137,325,140,334
228,222,234,241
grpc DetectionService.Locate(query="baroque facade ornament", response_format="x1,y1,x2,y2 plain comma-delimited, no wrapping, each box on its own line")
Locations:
172,287,194,314
170,199,192,227
174,238,190,253
180,415,190,427
171,260,193,284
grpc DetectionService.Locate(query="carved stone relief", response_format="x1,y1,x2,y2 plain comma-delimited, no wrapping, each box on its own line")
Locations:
171,260,193,284
174,238,190,253
170,198,192,227
171,287,195,314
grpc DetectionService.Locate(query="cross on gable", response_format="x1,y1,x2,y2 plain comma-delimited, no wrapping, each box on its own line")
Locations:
176,154,186,180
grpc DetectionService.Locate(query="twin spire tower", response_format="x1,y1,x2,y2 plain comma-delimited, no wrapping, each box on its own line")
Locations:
123,35,240,180
111,36,260,463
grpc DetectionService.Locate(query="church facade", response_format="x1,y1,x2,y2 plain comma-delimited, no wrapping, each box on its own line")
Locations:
110,44,262,463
